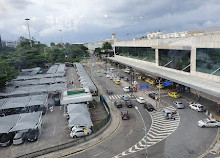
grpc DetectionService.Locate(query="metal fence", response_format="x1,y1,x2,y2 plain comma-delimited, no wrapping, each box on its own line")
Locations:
92,95,111,133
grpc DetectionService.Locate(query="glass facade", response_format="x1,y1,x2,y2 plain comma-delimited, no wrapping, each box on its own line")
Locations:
115,47,155,63
196,48,220,76
159,49,191,72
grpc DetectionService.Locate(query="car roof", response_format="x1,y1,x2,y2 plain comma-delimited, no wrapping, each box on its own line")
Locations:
139,97,144,99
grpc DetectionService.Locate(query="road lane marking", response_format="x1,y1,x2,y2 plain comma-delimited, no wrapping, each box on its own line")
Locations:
113,106,180,158
126,130,133,137
93,151,105,157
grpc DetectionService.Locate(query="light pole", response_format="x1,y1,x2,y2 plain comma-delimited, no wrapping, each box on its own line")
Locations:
25,18,32,47
59,29,62,43
135,106,147,158
156,78,162,108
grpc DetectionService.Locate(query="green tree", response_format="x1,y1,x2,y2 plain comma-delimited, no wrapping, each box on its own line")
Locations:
102,42,112,50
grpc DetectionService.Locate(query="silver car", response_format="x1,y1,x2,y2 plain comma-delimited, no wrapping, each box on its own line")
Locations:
173,101,185,109
13,130,27,145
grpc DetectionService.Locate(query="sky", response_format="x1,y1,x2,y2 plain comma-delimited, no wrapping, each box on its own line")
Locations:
1,0,220,44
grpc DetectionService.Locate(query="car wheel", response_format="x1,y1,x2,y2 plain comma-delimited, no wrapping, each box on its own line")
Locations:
73,135,77,138
202,125,205,128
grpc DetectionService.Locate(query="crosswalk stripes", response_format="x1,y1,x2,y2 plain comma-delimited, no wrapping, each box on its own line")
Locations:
144,90,169,95
113,106,180,158
108,93,133,100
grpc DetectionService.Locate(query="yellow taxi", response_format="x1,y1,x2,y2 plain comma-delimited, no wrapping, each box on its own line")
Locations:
145,78,151,83
97,70,100,73
156,84,164,89
149,80,156,85
168,92,180,98
115,80,121,85
138,76,142,80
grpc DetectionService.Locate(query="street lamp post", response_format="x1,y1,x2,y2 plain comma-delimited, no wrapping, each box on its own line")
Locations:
135,106,148,158
59,30,62,43
25,18,32,47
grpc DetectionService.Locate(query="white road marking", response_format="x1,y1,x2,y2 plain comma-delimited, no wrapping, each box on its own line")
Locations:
93,151,105,157
126,130,133,137
113,106,180,158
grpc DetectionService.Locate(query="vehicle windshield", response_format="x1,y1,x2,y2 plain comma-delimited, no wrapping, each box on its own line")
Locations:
202,119,209,123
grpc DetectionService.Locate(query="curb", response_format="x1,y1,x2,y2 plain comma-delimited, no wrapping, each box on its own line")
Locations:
199,128,220,158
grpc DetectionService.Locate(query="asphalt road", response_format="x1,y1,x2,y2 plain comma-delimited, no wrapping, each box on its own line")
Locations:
67,58,152,158
71,59,217,158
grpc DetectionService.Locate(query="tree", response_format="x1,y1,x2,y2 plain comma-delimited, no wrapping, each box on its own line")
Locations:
102,42,112,51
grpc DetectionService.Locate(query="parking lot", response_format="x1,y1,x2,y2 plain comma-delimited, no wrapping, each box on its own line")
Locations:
0,65,108,158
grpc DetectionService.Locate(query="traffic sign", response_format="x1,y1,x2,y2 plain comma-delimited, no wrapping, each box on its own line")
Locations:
163,81,172,87
140,84,149,90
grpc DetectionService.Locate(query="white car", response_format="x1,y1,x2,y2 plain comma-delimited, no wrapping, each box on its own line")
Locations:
197,118,220,128
173,101,185,109
70,128,92,138
106,74,110,78
124,68,130,73
109,76,113,80
123,87,130,92
189,103,206,112
136,97,146,104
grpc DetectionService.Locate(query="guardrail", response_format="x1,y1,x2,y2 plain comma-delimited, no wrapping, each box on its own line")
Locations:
17,95,111,158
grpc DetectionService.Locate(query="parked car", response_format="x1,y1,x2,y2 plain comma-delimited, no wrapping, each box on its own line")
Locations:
136,97,146,104
53,94,60,106
145,78,151,83
148,93,157,100
109,76,113,80
0,132,15,147
173,101,185,109
125,100,132,108
156,84,164,89
122,94,130,101
29,105,40,112
114,100,122,108
198,118,220,128
38,106,47,115
144,103,155,112
20,107,29,113
121,110,129,120
106,74,110,78
168,92,180,98
123,87,131,92
149,80,156,85
71,125,91,131
70,128,92,138
13,130,27,145
26,129,40,142
106,89,113,95
189,103,206,112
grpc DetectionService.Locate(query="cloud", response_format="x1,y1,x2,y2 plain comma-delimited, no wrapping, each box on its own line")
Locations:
1,0,220,43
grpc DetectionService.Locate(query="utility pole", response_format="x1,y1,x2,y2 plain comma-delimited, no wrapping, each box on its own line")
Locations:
25,18,32,47
59,30,62,43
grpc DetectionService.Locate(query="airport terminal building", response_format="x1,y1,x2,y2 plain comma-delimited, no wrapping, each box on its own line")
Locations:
102,30,220,102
